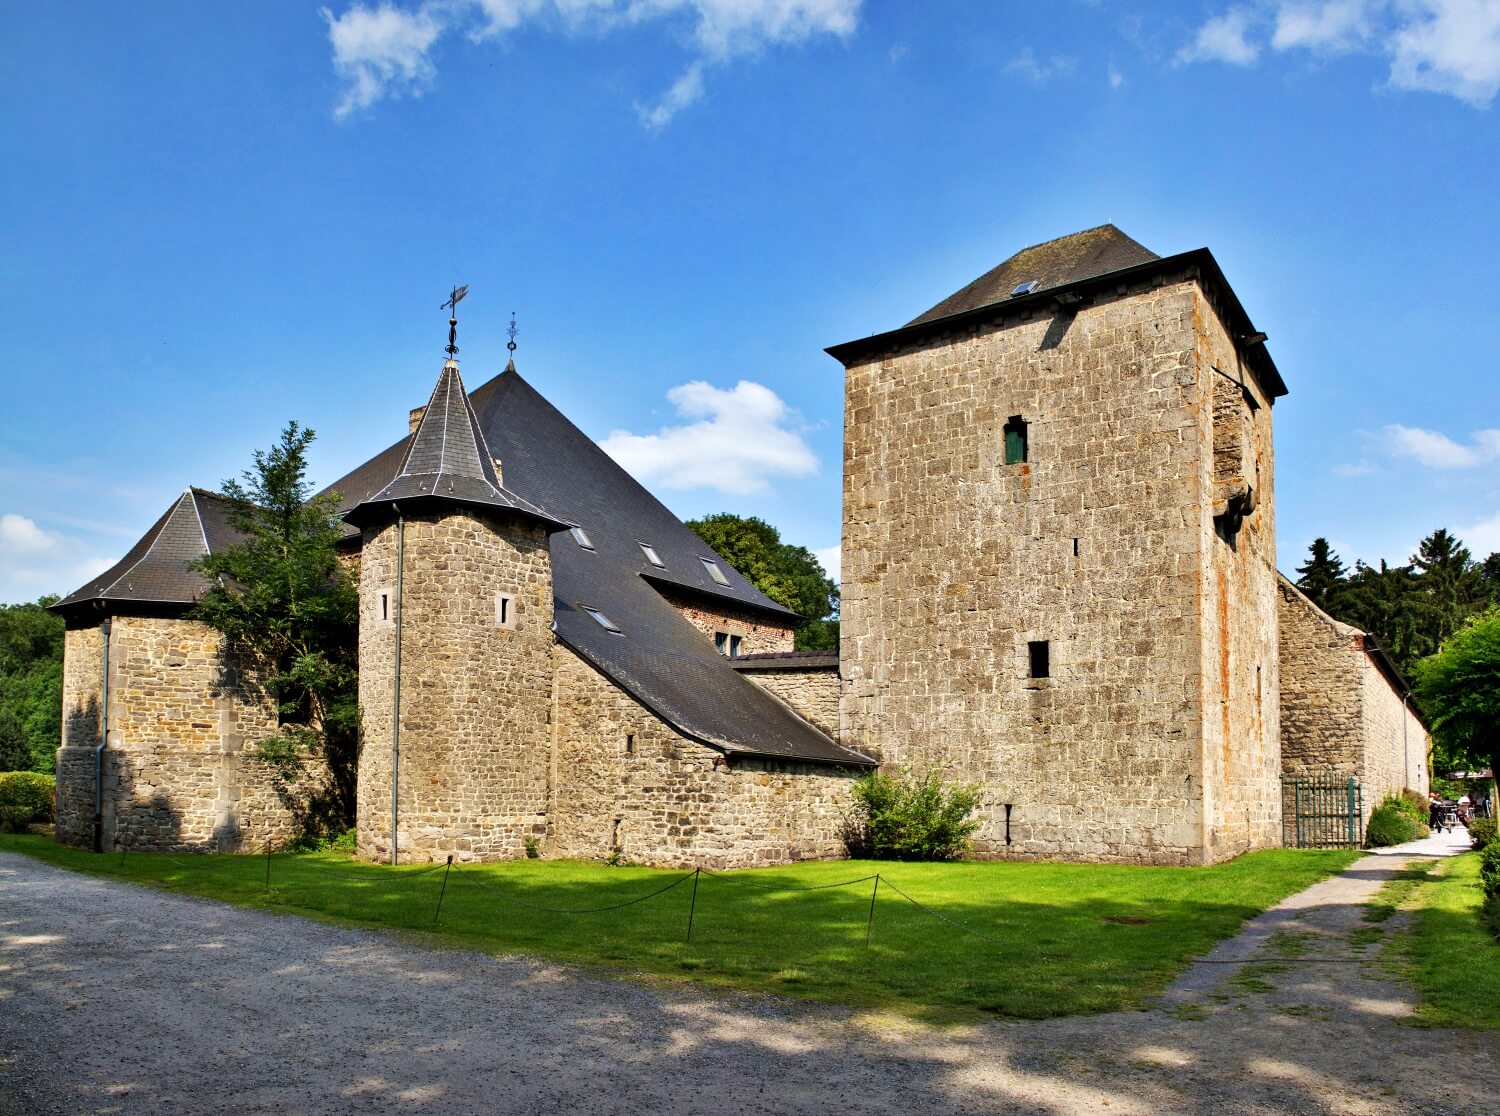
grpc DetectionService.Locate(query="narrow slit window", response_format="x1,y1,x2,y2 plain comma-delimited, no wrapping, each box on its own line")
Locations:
570,526,594,550
639,542,665,568
495,593,515,629
1028,640,1050,679
700,557,730,586
379,590,390,622
624,733,635,755
1003,415,1029,465
582,605,622,634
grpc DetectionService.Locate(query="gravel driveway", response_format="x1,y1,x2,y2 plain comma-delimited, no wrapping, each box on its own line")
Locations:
1,849,1495,1115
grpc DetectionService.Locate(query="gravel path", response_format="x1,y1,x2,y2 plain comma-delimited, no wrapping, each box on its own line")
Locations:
1,847,1495,1116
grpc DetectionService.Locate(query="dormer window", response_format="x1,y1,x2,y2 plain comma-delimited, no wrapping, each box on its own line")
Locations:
570,526,594,550
700,558,730,586
639,542,665,568
714,632,743,658
581,605,622,634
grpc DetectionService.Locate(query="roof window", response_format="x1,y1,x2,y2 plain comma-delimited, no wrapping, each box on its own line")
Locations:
1011,280,1039,297
570,526,594,550
639,542,665,568
582,605,622,634
700,557,730,586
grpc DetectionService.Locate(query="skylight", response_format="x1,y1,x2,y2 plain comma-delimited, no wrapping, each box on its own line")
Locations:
1011,280,1039,297
570,526,594,550
582,605,621,633
639,542,665,568
700,557,730,586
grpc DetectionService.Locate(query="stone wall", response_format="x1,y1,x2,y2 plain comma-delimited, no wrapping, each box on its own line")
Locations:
839,270,1281,865
1361,662,1429,807
739,666,841,741
356,509,555,863
655,586,794,658
549,647,854,868
56,615,315,852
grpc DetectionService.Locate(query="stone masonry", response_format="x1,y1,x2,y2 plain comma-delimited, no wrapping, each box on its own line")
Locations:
838,269,1281,865
738,664,841,741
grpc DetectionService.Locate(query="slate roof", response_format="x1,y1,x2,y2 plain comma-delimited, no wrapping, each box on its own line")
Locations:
731,650,839,672
907,224,1159,326
52,488,244,615
324,362,871,768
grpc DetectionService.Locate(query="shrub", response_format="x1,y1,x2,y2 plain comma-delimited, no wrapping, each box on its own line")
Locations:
848,767,983,861
1471,818,1497,853
1366,798,1425,848
0,771,54,825
1396,789,1430,825
0,805,28,833
1480,843,1500,907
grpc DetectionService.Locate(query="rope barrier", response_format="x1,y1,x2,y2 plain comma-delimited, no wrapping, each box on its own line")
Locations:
699,867,879,892
450,860,696,914
875,876,1038,952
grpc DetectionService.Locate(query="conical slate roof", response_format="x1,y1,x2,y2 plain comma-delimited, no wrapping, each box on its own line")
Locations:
344,360,564,530
907,224,1159,326
52,488,244,615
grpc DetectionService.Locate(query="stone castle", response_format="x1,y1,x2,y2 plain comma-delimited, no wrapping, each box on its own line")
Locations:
51,225,1427,866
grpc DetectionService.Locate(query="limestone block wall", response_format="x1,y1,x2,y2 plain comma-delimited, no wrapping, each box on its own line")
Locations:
740,666,841,741
56,616,311,852
840,271,1279,865
656,587,794,657
357,509,555,863
549,647,854,868
1361,663,1429,806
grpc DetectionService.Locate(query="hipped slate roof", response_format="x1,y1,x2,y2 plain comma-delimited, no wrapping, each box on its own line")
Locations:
325,363,871,768
52,488,244,615
344,360,564,530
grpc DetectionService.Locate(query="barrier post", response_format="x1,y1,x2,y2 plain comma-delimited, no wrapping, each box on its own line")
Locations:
434,855,454,924
265,840,272,894
685,867,701,943
865,874,880,948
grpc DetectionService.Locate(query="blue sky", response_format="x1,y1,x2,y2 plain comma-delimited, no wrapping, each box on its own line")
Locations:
3,0,1499,603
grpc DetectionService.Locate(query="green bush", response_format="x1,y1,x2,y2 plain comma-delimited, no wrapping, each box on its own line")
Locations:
0,771,54,825
848,767,983,861
0,805,29,833
1395,789,1430,825
1366,799,1425,847
1480,843,1500,907
1472,818,1497,853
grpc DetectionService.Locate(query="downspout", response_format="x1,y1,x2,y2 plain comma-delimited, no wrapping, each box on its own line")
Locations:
93,616,112,853
391,510,405,866
1401,691,1411,791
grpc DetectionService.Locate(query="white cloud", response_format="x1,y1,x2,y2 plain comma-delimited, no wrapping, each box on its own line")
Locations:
1005,49,1078,85
1385,424,1500,467
322,0,861,122
1108,63,1126,89
0,514,114,604
1458,508,1500,552
1177,8,1263,65
322,2,444,119
599,380,819,495
1178,1,1500,107
814,544,840,582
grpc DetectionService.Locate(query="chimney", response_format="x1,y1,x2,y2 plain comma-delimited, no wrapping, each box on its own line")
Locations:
409,406,426,434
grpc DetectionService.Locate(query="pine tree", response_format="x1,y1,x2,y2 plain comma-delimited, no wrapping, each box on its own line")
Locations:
1294,538,1349,613
1411,528,1480,661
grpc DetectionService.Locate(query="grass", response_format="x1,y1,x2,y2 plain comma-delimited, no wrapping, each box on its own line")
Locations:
1383,853,1500,1031
0,833,1358,1023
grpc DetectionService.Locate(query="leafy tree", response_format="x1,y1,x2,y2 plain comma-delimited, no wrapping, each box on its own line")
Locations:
1415,607,1500,818
0,597,64,773
0,709,30,772
1294,538,1349,613
685,513,839,651
189,421,358,834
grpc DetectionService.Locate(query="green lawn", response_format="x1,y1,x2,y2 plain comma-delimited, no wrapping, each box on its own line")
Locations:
1384,852,1500,1030
0,833,1357,1022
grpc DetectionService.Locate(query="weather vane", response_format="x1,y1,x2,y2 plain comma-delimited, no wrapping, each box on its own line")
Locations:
441,284,469,359
507,311,518,355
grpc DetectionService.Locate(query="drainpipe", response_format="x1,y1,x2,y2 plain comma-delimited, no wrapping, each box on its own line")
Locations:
93,616,112,853
1401,692,1411,791
391,510,404,866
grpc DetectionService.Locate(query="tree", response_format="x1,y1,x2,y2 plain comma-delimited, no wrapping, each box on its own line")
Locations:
1340,560,1423,675
1415,607,1500,815
0,597,64,773
189,421,359,834
1410,528,1481,660
1294,538,1348,613
684,514,839,651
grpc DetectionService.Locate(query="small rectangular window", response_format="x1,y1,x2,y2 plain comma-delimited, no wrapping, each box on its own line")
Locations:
715,631,729,655
639,542,665,568
1028,640,1050,679
700,558,730,586
582,605,621,634
1004,415,1028,465
729,634,742,658
495,593,515,629
380,591,390,621
624,733,635,754
570,526,594,550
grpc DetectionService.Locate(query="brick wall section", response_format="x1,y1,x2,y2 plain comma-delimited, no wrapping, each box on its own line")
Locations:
56,617,317,852
655,586,794,657
548,647,855,868
741,667,841,741
840,271,1281,865
356,509,555,863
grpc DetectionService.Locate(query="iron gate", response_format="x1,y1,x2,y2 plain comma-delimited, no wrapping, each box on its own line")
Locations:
1281,773,1364,849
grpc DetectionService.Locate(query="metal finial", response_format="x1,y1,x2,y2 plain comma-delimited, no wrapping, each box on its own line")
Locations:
441,284,469,359
506,311,518,355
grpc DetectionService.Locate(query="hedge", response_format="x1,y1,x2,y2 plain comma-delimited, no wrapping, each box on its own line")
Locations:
0,771,55,832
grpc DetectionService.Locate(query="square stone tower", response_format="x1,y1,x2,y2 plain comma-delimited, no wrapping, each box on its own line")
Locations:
346,359,568,863
830,226,1286,865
